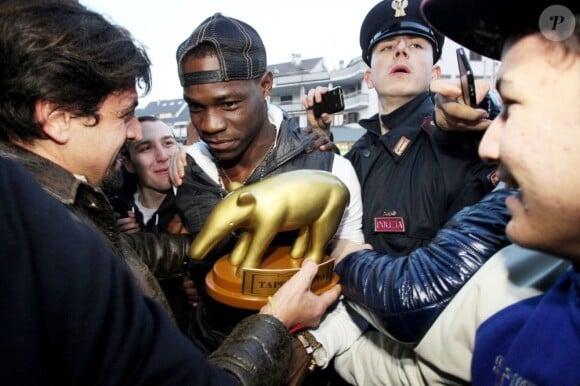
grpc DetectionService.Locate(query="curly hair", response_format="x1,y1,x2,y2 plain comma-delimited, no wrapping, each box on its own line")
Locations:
0,0,152,143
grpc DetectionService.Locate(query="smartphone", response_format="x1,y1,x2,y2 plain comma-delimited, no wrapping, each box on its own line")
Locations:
456,47,477,107
312,86,345,118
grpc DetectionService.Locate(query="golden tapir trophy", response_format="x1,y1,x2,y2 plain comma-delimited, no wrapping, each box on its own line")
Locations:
188,169,348,310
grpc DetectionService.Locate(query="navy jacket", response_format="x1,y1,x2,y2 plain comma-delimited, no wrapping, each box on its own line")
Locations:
0,156,294,385
472,268,579,385
336,188,514,344
346,92,497,256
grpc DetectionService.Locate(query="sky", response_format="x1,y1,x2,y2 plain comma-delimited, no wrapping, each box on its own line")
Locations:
81,0,381,107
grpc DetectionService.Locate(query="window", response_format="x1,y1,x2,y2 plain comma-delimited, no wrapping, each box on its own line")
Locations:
280,95,293,105
469,51,482,61
346,112,359,124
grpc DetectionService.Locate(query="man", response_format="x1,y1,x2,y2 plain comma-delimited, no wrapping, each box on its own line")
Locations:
109,115,193,331
306,0,498,257
0,0,189,321
0,1,340,384
295,0,500,378
172,13,364,352
111,116,181,234
422,0,579,383
0,156,341,385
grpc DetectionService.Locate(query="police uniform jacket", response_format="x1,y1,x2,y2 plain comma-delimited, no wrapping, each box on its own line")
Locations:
346,92,496,256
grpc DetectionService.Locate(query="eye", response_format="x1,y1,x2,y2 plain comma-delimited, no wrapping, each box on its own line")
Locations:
380,43,394,52
164,139,177,147
137,144,152,153
498,97,515,120
188,102,203,114
222,100,239,110
499,105,510,120
122,111,136,123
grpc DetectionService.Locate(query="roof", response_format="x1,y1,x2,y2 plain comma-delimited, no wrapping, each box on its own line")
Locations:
268,57,325,76
136,98,189,126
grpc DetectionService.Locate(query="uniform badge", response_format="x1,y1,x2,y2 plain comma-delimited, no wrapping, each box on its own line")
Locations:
391,0,408,17
393,136,411,156
374,211,405,233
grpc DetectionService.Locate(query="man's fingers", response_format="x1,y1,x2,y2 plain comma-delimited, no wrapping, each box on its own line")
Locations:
430,79,462,98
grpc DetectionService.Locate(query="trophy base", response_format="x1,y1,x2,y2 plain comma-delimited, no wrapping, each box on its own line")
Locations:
205,246,339,310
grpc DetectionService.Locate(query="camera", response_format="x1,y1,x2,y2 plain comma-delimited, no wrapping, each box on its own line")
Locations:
312,86,345,118
456,47,477,108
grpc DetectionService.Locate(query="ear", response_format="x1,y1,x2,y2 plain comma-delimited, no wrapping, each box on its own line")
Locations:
432,64,442,80
34,100,72,144
364,69,375,90
260,71,274,99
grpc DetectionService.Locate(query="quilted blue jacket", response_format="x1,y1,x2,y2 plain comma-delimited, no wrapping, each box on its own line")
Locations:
336,188,515,344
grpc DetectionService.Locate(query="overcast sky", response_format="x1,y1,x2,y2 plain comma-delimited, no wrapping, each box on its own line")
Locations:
81,0,381,106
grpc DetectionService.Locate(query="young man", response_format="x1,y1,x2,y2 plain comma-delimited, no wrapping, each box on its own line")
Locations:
306,0,498,256
0,3,340,383
423,0,579,383
109,115,193,330
112,116,181,234
295,0,501,379
173,13,364,352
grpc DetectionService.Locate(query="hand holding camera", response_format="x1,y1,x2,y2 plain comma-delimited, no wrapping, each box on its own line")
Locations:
303,86,345,136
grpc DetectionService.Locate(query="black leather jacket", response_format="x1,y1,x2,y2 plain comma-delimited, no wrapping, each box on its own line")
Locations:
0,144,190,319
336,188,515,344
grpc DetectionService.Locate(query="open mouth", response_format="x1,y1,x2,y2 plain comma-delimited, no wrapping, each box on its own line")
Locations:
390,65,411,75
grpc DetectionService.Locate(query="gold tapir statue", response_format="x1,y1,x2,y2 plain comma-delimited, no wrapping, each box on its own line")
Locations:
188,169,349,270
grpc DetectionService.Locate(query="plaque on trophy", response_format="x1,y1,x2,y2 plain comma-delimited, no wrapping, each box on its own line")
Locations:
188,170,348,310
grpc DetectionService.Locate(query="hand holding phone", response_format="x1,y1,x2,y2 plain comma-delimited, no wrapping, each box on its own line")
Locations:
312,86,345,118
456,48,477,107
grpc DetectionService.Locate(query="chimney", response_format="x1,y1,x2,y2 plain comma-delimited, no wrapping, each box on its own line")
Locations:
291,53,302,66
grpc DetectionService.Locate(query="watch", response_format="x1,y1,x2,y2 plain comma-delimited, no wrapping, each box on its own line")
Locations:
296,331,328,371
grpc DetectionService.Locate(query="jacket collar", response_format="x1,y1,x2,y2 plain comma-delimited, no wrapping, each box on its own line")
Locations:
0,143,83,204
359,92,434,161
185,104,309,186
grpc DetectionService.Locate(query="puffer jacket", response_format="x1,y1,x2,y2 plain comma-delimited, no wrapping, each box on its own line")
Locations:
0,144,189,320
336,188,515,344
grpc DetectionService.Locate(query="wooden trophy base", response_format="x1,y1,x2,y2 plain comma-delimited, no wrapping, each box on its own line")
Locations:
205,246,339,310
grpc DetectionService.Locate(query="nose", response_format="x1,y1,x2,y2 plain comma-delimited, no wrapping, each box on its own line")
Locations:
394,39,409,57
154,143,170,162
478,117,501,164
126,116,142,142
197,108,226,136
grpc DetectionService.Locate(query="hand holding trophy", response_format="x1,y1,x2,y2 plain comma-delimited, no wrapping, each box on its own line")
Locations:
188,169,348,309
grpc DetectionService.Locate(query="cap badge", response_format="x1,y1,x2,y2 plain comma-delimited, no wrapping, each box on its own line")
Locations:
391,0,408,18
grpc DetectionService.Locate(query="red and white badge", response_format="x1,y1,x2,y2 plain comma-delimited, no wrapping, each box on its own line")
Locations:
374,216,405,233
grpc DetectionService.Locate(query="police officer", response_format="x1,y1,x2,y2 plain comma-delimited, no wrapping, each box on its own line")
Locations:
306,0,498,256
